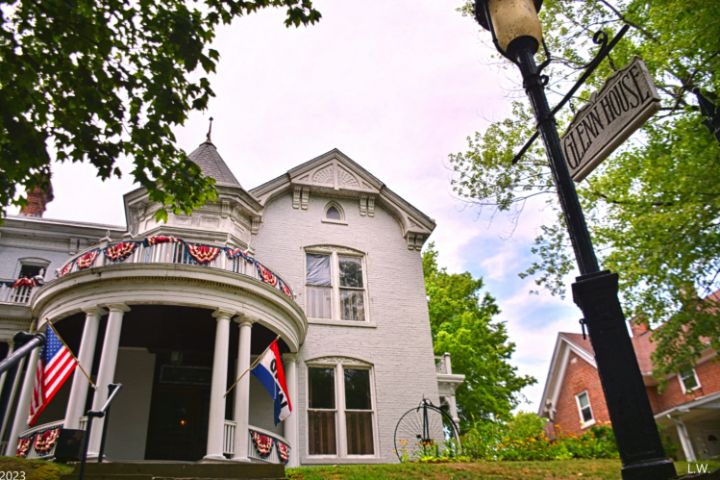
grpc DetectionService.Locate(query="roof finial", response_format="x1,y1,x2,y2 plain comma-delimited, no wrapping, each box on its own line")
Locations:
206,116,214,143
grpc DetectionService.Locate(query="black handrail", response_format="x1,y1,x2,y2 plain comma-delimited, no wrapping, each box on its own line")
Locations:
78,383,122,480
0,332,46,376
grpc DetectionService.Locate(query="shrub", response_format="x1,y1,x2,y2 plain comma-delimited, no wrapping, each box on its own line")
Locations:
460,413,618,462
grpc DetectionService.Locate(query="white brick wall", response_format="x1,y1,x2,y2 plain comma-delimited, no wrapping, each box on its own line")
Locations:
253,192,439,463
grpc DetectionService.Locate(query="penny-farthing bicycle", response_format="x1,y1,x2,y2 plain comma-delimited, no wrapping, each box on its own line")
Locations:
393,398,461,461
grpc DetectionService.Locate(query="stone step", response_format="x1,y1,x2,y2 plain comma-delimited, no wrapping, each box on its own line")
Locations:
61,462,286,480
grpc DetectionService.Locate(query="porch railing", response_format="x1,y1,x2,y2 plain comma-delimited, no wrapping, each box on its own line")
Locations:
223,420,289,464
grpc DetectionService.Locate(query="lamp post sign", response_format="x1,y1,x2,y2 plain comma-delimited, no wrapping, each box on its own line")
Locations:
562,57,660,182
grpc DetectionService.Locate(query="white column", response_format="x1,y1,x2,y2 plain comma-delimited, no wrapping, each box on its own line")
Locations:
232,319,253,461
205,309,232,460
447,393,461,426
87,303,129,457
336,363,347,457
5,346,40,456
672,416,697,462
64,307,104,429
282,353,299,467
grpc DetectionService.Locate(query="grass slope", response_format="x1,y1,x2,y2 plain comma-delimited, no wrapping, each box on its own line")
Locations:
287,460,720,480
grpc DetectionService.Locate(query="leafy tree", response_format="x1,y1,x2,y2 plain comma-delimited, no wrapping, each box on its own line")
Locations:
0,0,320,219
422,243,535,426
452,0,720,379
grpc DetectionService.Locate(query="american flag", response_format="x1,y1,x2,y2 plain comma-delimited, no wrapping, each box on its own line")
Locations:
28,326,77,426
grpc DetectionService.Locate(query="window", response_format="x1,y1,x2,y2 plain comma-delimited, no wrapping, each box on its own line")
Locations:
323,202,345,223
16,257,49,279
575,391,594,427
307,361,375,457
306,249,366,322
679,367,700,393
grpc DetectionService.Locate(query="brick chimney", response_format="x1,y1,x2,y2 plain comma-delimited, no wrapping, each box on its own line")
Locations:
20,176,54,217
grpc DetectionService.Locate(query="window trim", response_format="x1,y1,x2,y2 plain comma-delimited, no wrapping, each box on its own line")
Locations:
15,257,50,280
305,247,370,324
305,358,378,460
678,367,701,394
322,202,347,225
575,391,595,429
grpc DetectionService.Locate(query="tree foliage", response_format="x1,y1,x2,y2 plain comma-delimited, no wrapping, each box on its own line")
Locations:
422,243,535,426
451,0,720,378
0,0,320,219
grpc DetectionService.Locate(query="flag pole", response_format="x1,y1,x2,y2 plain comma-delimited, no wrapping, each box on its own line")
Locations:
46,321,96,389
224,334,280,398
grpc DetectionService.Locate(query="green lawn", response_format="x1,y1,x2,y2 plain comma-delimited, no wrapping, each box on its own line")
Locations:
287,459,720,480
1,457,718,480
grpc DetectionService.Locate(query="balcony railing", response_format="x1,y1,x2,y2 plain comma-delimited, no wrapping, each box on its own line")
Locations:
54,235,294,300
0,280,38,306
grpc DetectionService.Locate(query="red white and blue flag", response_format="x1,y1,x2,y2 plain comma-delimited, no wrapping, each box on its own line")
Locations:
28,326,77,426
251,339,292,425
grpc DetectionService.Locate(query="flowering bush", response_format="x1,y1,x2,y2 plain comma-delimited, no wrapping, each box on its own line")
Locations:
461,412,618,461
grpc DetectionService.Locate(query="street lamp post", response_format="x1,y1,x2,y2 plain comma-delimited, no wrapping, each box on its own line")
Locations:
473,1,676,479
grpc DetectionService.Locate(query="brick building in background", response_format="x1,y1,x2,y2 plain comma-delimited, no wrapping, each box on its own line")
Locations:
539,322,720,461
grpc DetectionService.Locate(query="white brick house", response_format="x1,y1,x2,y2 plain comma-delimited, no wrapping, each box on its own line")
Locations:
0,142,463,466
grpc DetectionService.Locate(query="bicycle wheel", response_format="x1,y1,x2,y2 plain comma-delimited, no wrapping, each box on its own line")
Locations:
393,401,461,461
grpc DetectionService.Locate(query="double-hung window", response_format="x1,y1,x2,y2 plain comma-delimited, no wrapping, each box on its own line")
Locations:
679,367,700,393
307,362,375,457
575,391,594,427
306,249,366,322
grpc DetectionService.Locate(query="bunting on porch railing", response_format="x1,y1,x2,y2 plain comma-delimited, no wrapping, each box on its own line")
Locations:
251,431,274,458
104,241,138,262
76,250,99,269
32,427,61,455
186,244,221,264
276,441,290,464
16,436,31,457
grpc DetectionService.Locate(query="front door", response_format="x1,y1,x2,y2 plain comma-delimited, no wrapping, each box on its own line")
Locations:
145,359,211,460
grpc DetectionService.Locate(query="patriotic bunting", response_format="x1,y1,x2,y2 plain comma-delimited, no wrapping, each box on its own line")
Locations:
55,236,293,296
76,250,98,270
104,242,137,262
187,244,221,264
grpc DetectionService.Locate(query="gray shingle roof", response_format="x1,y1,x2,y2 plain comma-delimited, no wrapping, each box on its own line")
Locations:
188,141,241,186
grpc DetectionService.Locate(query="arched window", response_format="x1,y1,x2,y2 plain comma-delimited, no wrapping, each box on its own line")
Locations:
324,202,345,223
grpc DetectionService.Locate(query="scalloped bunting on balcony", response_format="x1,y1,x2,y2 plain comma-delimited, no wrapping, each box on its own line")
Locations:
186,244,221,264
58,261,74,278
12,277,39,288
251,431,274,458
104,242,138,262
77,250,99,269
33,427,60,456
276,440,290,464
279,280,292,298
145,235,178,246
257,263,278,287
226,247,253,263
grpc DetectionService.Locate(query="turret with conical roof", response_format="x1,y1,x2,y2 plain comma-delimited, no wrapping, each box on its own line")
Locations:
123,135,263,248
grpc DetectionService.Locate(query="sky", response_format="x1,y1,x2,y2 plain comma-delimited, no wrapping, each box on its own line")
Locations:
11,0,586,412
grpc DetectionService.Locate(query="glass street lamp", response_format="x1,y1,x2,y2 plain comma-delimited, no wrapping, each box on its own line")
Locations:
473,1,676,479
